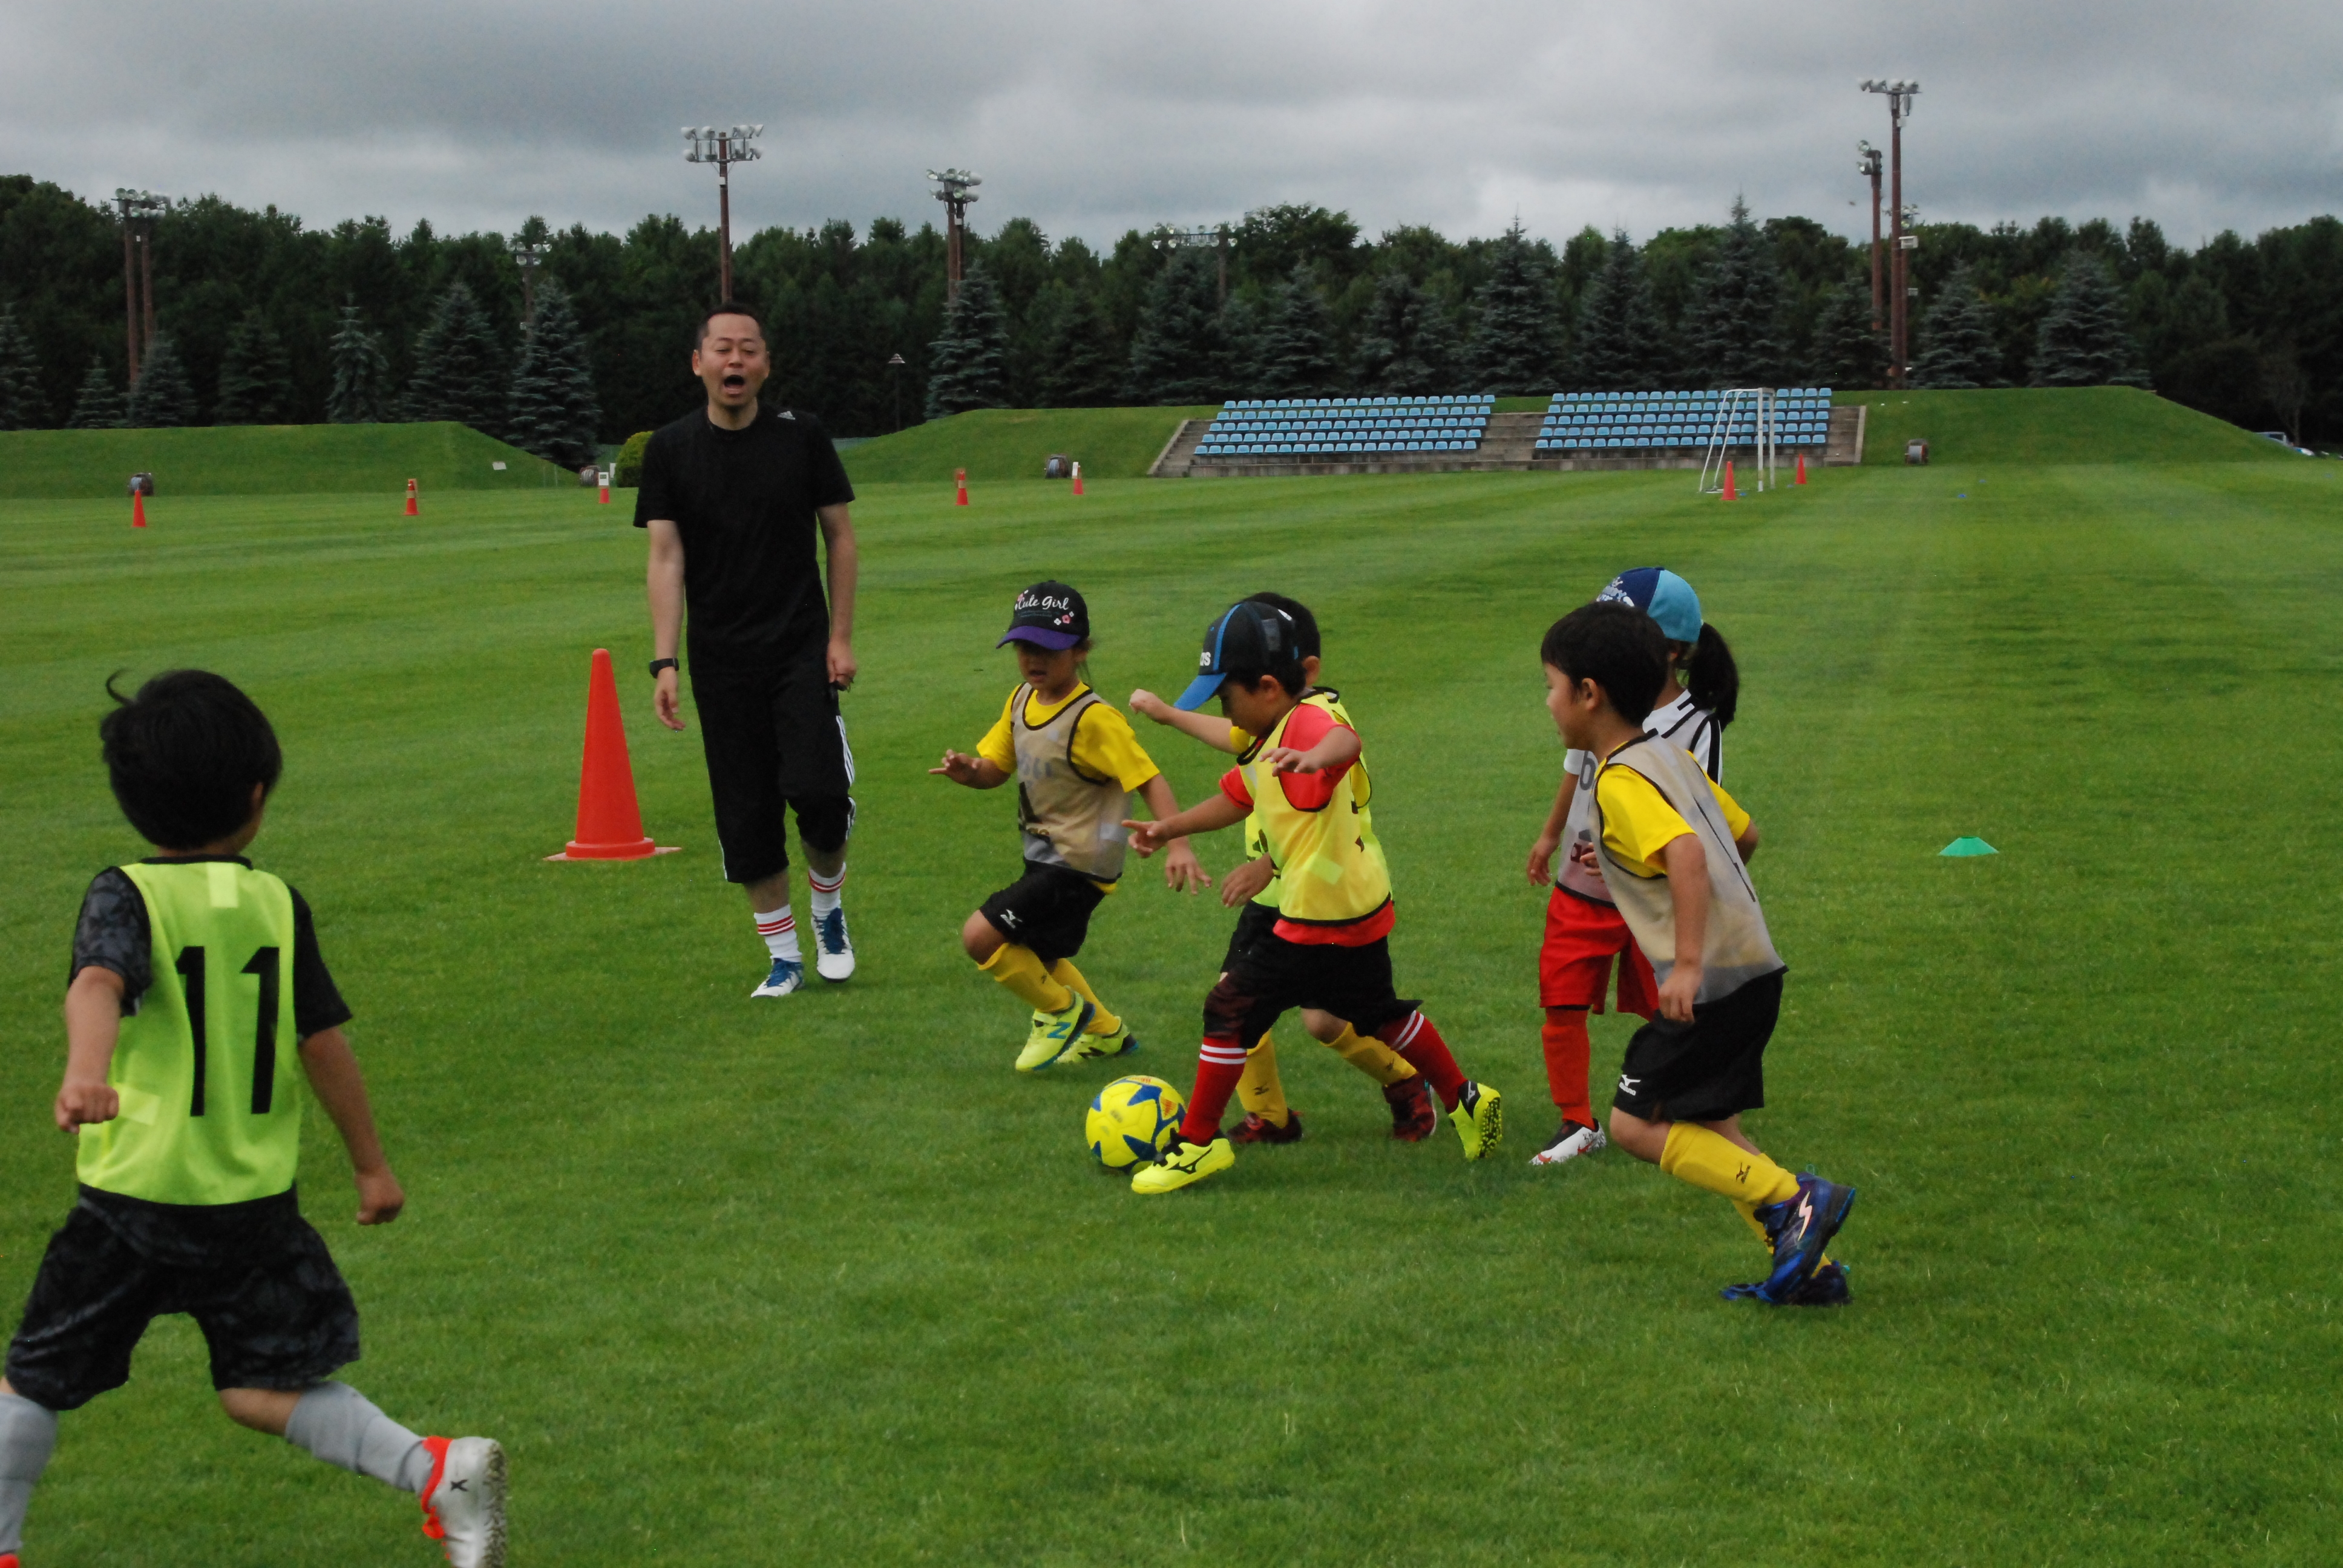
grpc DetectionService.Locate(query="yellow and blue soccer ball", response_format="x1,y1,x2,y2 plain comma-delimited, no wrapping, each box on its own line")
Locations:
1086,1075,1185,1169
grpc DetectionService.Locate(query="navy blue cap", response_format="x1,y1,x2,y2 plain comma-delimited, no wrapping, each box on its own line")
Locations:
998,581,1090,650
1174,600,1302,710
1595,567,1703,643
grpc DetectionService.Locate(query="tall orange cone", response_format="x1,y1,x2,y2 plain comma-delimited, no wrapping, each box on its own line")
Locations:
1070,460,1084,497
955,467,969,506
404,479,419,517
598,471,611,505
549,648,664,861
1722,460,1737,501
132,491,146,529
1795,451,1809,485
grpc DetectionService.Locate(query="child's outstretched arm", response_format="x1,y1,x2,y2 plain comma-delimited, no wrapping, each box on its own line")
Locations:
1129,690,1241,754
930,750,1009,788
1255,724,1361,776
1656,834,1711,1022
297,1027,406,1226
1122,792,1248,857
57,966,126,1131
1133,775,1211,892
1527,771,1576,886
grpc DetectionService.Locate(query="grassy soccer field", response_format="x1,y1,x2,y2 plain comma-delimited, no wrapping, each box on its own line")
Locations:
2,438,2340,1564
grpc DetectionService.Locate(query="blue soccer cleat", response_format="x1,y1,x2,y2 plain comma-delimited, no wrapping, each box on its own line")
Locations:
1749,1175,1856,1304
813,906,855,982
1722,1259,1851,1307
752,956,806,998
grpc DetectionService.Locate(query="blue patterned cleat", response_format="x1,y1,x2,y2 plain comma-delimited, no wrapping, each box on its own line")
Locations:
813,906,855,982
751,957,805,998
1722,1259,1851,1306
1750,1175,1856,1304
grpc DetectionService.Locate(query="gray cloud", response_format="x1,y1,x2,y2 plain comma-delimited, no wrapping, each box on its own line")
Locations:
5,0,2339,250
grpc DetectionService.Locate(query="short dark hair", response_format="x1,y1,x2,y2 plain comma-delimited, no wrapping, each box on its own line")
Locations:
1541,603,1668,721
1245,592,1321,661
695,302,765,350
100,670,283,849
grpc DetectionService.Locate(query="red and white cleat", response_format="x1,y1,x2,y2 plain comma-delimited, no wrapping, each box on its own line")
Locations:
419,1436,507,1567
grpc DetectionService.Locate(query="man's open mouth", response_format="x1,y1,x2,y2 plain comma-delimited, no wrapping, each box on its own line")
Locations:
722,374,747,392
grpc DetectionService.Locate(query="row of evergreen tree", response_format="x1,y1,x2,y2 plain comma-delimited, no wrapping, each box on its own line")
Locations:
2,172,2338,443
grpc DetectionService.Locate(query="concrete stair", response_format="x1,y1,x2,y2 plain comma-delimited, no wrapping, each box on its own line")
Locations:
1148,419,1208,478
1824,403,1866,465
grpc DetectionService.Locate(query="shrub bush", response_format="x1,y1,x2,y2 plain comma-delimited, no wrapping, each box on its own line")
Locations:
612,429,654,486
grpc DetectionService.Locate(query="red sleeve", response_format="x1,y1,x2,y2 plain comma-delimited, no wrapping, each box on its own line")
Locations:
1273,704,1353,810
1219,766,1254,808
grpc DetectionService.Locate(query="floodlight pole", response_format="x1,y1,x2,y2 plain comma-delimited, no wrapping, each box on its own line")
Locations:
1858,142,1884,333
118,201,140,387
929,169,981,305
685,125,764,301
1860,80,1919,385
887,351,906,431
511,241,549,326
1153,226,1236,304
114,189,165,387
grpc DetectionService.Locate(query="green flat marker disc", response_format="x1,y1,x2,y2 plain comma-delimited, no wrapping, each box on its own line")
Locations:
1940,836,1997,857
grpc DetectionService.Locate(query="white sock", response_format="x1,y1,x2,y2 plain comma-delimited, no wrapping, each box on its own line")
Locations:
283,1382,433,1494
755,905,799,963
0,1392,57,1553
807,866,845,918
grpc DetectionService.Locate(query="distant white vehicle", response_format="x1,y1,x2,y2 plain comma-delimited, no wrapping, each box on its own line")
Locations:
2255,431,2315,455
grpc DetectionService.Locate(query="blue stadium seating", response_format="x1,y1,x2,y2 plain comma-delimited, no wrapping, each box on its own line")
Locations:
1193,395,1495,459
1533,388,1836,455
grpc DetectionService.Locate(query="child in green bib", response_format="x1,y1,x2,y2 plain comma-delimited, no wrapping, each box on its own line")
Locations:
0,671,506,1567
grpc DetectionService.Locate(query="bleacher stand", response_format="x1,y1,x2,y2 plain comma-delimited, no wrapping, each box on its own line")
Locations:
1533,388,1835,455
1193,395,1496,459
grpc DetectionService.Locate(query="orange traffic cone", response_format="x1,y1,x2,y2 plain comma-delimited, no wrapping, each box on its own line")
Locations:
1795,451,1808,485
1071,461,1085,497
955,468,969,507
548,649,669,861
404,479,419,517
1722,461,1737,501
132,491,146,529
598,474,611,505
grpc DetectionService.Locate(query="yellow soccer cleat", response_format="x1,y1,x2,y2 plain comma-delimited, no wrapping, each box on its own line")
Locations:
1130,1136,1235,1194
1449,1080,1504,1160
1016,996,1096,1073
1063,1019,1139,1063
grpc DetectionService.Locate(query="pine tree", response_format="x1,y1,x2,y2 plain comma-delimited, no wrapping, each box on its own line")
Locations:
1252,263,1342,399
1910,265,2003,389
1033,286,1119,408
0,307,43,430
403,283,508,431
1808,279,1885,388
1684,199,1788,388
505,279,603,469
327,302,392,423
1121,250,1227,405
1569,232,1668,390
125,334,196,428
1467,223,1561,393
67,356,125,430
1353,270,1459,395
215,309,293,424
2032,253,2150,388
924,265,1011,418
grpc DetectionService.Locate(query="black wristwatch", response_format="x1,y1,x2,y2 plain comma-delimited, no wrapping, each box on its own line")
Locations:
648,657,679,678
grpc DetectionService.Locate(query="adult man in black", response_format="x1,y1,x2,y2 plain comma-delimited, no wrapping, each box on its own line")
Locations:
636,304,859,998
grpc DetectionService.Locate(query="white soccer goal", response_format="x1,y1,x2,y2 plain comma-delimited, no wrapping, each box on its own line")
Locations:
1697,388,1779,495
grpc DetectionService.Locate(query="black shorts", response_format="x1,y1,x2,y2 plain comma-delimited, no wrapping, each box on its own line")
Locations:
5,1190,359,1412
690,655,856,885
1205,932,1418,1046
980,861,1108,965
1611,969,1784,1123
1221,900,1280,974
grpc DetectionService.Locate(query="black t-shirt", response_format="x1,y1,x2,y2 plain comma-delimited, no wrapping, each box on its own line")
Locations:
70,859,352,1039
632,403,856,665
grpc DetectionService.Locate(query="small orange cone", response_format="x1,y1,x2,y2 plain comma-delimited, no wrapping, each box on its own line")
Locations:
1795,451,1809,485
549,648,668,861
404,479,419,517
1722,460,1737,501
955,468,969,507
598,472,611,505
1071,461,1085,497
132,491,146,529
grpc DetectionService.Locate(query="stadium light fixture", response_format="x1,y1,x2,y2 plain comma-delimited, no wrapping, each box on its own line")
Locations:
685,123,763,302
113,188,168,387
1860,81,1919,385
928,169,981,305
510,241,550,326
1153,224,1238,303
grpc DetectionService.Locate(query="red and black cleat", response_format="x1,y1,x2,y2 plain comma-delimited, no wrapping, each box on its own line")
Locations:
1384,1076,1439,1142
1231,1109,1305,1145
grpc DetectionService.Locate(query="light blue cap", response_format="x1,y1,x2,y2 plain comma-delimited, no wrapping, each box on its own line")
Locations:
1596,567,1703,643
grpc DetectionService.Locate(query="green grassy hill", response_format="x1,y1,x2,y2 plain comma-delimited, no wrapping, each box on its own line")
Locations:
0,423,575,499
841,405,1214,485
1844,386,2299,465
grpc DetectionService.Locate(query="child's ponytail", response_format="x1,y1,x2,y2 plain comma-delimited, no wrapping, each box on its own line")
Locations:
1685,623,1739,727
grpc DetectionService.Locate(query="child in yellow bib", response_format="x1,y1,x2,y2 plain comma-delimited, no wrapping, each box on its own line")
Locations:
932,581,1207,1072
1,671,505,1566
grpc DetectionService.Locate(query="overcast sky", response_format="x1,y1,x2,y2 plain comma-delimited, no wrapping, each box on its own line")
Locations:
5,0,2339,254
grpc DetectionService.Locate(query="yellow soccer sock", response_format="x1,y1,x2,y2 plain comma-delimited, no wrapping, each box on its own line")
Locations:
1320,1023,1418,1086
1660,1123,1801,1208
980,944,1072,1014
1237,1036,1291,1126
1048,958,1122,1036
